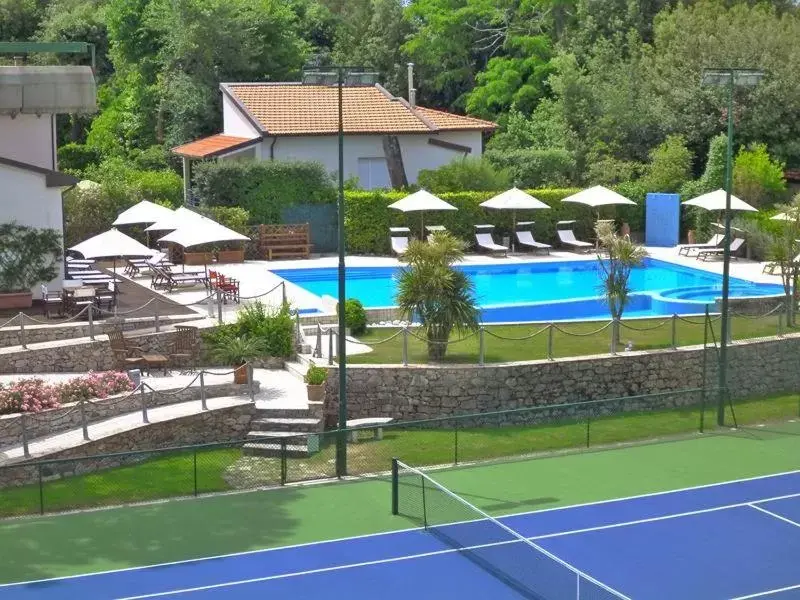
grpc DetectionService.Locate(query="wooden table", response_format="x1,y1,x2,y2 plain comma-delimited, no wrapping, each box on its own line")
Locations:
141,353,169,376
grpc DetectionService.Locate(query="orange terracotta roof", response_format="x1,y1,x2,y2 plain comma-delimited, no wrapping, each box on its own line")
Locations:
222,83,497,136
172,134,260,158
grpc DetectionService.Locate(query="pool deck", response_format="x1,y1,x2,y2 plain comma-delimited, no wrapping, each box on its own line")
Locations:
113,247,784,320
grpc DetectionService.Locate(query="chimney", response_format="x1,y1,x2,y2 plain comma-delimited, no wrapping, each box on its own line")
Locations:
407,62,416,107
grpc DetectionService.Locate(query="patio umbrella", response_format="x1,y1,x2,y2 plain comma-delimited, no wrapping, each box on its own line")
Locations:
69,228,155,260
561,186,637,209
113,200,176,227
682,189,757,213
145,206,207,232
158,216,249,248
480,188,550,251
771,209,800,222
388,190,457,237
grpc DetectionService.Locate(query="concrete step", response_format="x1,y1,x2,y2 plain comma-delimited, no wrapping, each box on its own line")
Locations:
242,442,312,458
251,417,321,433
254,406,311,419
283,360,310,382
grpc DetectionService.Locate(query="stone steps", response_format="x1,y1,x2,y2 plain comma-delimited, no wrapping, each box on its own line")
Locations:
250,417,321,433
242,431,318,458
283,359,311,382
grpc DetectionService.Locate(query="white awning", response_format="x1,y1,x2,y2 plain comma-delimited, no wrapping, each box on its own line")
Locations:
480,188,550,210
561,186,636,207
114,200,176,226
69,229,155,259
158,217,249,248
683,189,757,212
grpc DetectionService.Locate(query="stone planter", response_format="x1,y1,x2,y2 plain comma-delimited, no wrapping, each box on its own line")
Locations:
233,364,249,385
184,251,214,266
307,383,325,403
217,249,245,263
0,291,32,310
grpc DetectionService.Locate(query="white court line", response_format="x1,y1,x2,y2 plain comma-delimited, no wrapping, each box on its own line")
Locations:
748,504,800,529
729,583,800,599
2,468,799,589
117,490,800,599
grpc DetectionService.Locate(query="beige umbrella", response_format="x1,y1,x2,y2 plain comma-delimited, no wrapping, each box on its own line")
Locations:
389,190,457,237
480,188,550,250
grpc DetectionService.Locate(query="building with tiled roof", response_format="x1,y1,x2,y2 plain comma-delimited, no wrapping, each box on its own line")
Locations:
172,81,496,194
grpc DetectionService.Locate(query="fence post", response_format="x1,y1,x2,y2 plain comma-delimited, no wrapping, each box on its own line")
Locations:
328,328,335,365
140,384,149,423
547,323,554,360
671,314,678,349
391,458,399,515
154,301,160,333
478,327,485,366
79,399,89,441
20,413,30,458
281,281,287,306
280,440,288,485
454,421,459,465
778,311,784,337
200,371,207,410
87,304,95,341
585,414,591,448
19,312,26,349
610,319,618,355
193,448,198,497
726,313,732,344
402,326,409,366
248,363,255,402
294,311,302,351
313,323,322,358
216,288,224,325
38,463,44,515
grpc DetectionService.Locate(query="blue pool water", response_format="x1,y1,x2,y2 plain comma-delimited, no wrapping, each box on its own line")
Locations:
272,258,784,322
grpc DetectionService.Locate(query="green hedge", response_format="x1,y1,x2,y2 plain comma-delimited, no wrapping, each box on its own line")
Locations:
192,160,336,224
344,188,645,255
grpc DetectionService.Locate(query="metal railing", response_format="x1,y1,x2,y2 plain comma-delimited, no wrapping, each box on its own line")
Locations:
307,305,788,365
4,384,793,518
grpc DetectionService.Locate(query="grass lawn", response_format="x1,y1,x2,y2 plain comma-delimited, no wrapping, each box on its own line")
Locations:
349,314,789,364
2,391,797,519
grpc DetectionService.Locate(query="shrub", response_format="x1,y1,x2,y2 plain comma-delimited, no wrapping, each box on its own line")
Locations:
57,143,102,174
484,147,575,188
192,160,336,223
340,299,367,335
641,135,693,193
0,379,60,415
417,157,511,193
304,364,328,385
201,206,251,234
202,302,294,359
0,223,63,293
733,143,787,207
58,371,135,404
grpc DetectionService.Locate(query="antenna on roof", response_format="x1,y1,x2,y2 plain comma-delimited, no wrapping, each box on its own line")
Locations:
302,64,379,87
408,63,416,107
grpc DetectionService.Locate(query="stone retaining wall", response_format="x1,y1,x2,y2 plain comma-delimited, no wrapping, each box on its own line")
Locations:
0,327,286,374
715,294,785,316
0,402,256,488
0,380,258,449
324,334,800,424
0,314,199,349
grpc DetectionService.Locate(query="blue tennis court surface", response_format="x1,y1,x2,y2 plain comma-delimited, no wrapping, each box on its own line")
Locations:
4,470,800,599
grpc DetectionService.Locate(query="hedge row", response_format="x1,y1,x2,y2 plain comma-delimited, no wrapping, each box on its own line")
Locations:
344,189,645,255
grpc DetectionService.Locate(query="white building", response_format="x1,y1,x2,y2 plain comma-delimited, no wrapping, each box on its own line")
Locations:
0,65,95,294
172,82,496,195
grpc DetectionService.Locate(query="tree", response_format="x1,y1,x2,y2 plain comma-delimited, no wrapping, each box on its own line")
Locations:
733,143,787,208
396,233,479,361
417,157,510,192
595,220,647,349
641,135,692,193
767,197,800,326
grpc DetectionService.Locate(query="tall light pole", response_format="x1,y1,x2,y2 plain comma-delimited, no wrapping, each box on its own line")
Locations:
701,68,764,426
303,65,376,477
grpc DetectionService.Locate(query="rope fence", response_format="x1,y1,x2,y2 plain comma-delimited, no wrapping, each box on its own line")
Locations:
305,304,790,366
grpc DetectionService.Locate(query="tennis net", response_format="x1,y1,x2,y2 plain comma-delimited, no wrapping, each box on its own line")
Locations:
391,459,630,600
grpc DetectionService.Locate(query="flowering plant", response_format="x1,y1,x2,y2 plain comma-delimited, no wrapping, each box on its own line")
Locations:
0,379,60,414
0,372,134,415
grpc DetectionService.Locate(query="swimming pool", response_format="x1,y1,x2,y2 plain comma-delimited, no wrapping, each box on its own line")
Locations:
272,258,784,322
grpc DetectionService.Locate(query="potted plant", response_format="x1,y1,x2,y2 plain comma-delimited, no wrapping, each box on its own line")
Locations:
304,363,328,402
208,334,263,384
337,298,368,337
0,223,62,309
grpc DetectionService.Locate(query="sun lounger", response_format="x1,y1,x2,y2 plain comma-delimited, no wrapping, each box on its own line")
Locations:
764,252,800,274
515,230,551,254
474,225,508,257
679,234,725,256
556,227,593,253
390,227,410,255
151,266,209,292
425,225,447,241
696,237,745,262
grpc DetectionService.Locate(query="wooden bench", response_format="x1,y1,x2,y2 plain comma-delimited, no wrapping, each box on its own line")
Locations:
258,224,312,260
346,417,394,442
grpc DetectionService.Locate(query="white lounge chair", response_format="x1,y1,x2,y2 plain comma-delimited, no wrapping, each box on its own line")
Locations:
390,227,410,255
474,225,508,257
556,224,593,253
679,233,725,257
696,237,746,262
425,225,447,241
515,227,551,254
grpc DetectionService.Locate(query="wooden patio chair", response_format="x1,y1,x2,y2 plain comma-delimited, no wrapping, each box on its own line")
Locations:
107,329,145,371
170,325,199,372
40,284,63,318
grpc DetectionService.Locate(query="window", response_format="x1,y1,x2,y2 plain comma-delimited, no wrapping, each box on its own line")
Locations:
357,157,390,190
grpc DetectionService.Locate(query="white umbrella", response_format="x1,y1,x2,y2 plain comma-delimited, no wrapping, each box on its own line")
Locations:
69,228,155,259
481,188,550,251
388,190,457,236
771,209,800,222
682,189,757,212
113,200,176,226
145,206,207,232
158,217,249,248
561,186,637,208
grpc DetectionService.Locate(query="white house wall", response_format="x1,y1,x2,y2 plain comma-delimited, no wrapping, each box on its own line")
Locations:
0,165,65,295
222,95,260,139
263,131,483,188
0,114,56,170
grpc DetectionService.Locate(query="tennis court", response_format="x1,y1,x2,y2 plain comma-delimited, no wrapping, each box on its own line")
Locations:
4,460,799,599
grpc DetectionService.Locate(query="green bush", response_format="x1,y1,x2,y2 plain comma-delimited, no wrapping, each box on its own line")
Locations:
340,299,368,335
304,364,328,385
640,135,693,193
201,206,251,234
733,143,787,207
417,157,511,192
192,160,336,223
202,302,294,359
484,147,575,188
343,188,623,254
57,143,102,174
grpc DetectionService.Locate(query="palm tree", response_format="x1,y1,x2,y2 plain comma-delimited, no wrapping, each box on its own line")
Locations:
595,222,647,349
767,196,800,326
396,232,480,361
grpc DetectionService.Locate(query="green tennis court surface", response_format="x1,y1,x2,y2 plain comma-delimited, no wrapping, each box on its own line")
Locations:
1,421,798,586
